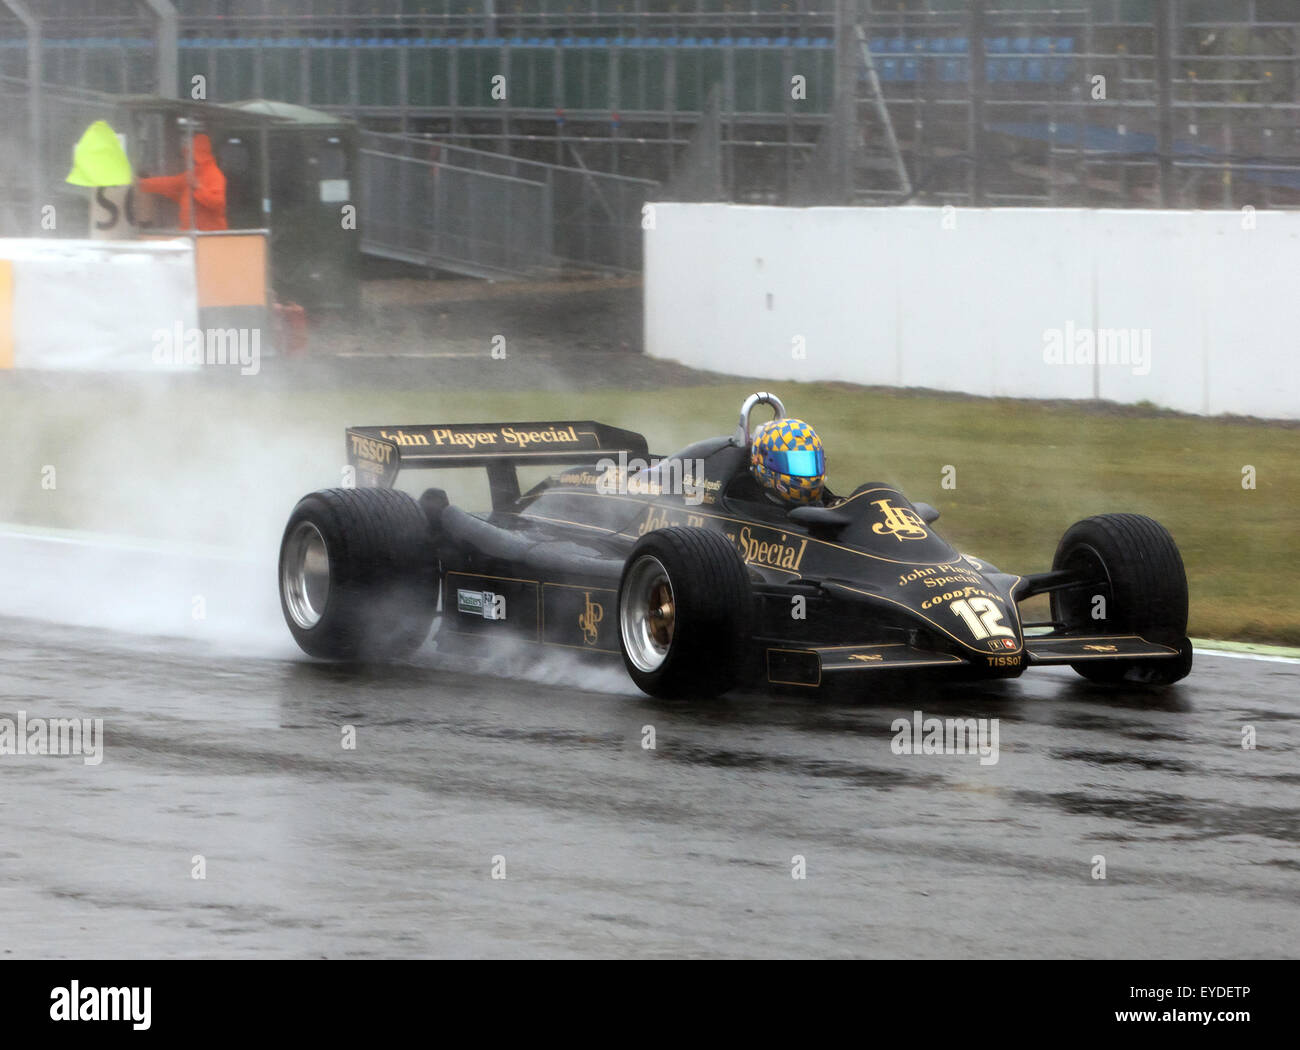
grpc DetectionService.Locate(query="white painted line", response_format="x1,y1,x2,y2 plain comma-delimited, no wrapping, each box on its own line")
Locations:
1192,648,1300,666
0,524,253,563
335,351,507,359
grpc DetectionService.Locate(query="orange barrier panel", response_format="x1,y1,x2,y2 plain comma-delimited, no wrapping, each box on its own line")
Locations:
194,232,267,309
0,260,13,369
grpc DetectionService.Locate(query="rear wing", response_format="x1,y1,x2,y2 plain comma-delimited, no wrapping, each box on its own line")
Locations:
346,420,650,508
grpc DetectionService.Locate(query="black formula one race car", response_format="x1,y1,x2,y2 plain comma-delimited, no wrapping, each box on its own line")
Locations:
278,392,1192,697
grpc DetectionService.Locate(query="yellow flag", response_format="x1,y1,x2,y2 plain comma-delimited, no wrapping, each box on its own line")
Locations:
66,120,133,187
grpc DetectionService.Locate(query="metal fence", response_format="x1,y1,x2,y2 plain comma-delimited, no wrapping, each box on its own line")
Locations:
837,3,1300,208
0,75,31,235
0,75,118,237
360,139,554,278
10,2,1300,221
359,130,655,275
30,0,840,39
548,158,655,271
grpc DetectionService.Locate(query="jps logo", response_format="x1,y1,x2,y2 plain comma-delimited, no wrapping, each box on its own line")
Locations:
578,592,604,645
871,498,928,541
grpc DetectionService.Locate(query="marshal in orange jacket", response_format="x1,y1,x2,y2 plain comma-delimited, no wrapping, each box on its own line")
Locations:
136,133,228,231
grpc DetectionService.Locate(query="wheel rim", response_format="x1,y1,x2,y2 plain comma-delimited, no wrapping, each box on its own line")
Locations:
282,521,330,629
621,555,676,673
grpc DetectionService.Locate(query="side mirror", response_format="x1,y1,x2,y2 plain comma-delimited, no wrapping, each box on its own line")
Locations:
913,501,940,524
788,505,852,534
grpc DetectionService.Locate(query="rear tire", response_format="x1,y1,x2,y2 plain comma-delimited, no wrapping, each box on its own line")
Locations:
617,527,753,698
1050,513,1191,685
279,487,438,660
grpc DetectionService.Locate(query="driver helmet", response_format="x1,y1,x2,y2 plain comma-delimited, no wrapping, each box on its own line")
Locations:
750,418,826,506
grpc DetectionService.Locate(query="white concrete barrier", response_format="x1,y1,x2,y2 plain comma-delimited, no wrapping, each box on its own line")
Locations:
0,238,198,371
644,204,1300,420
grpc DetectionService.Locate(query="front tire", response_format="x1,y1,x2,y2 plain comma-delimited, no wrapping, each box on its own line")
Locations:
279,487,438,660
1051,513,1191,685
617,527,753,698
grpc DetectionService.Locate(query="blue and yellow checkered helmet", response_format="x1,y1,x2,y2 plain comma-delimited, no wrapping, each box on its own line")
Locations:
750,418,826,506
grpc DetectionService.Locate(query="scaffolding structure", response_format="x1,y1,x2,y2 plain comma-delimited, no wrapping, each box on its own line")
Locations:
5,2,1300,258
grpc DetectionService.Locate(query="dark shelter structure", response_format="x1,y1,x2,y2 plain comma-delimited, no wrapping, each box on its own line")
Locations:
115,95,360,310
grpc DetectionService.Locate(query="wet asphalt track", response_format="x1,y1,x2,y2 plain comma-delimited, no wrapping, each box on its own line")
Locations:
1,539,1297,959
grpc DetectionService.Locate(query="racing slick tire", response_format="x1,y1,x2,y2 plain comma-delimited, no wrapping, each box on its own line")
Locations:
279,487,438,661
1051,513,1192,685
617,527,753,699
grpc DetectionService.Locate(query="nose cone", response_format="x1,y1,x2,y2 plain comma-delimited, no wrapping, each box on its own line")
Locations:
892,560,1024,657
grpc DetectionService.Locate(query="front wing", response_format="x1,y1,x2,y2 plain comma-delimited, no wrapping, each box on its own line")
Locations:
761,634,1182,687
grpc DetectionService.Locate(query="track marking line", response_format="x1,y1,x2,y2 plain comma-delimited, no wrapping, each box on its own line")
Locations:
0,523,253,563
1192,648,1300,666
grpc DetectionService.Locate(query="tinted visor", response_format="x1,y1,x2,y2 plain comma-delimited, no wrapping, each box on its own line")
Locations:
764,448,825,478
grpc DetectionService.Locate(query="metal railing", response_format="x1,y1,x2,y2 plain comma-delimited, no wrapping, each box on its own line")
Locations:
360,140,554,278
8,3,1300,214
24,1,839,39
0,74,118,236
360,130,656,274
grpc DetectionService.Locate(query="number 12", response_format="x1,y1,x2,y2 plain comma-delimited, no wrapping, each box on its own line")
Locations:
950,597,1013,639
